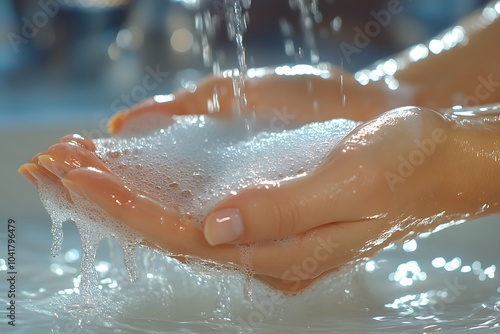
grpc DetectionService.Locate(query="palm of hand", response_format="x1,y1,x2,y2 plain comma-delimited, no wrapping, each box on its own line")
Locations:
19,104,457,293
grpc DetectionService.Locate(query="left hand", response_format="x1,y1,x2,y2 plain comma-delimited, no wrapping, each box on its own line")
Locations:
107,66,396,136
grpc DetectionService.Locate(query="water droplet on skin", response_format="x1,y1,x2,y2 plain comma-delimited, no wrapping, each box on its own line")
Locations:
169,182,179,189
181,190,192,198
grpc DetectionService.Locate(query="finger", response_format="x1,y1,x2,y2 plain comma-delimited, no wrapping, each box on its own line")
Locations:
248,218,393,291
55,134,96,151
58,166,343,284
107,97,180,136
18,163,41,185
26,134,95,168
202,158,360,245
108,76,235,136
255,268,338,294
20,162,59,184
59,166,395,291
37,142,110,179
59,167,243,264
19,162,76,202
59,168,394,292
29,151,45,165
61,167,180,229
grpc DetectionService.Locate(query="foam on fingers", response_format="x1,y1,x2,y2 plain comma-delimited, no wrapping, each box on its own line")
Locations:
36,114,358,303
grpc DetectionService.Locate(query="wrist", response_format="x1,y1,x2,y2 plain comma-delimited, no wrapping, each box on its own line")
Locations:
446,116,500,217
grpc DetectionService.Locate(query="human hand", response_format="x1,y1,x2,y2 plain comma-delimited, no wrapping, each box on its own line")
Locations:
199,105,500,279
21,106,491,294
18,132,340,293
108,66,398,136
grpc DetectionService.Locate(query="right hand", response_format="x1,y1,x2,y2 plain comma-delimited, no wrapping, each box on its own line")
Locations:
18,134,333,293
21,106,492,294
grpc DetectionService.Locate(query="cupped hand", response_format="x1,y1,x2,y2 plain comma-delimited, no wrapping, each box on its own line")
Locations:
203,104,500,249
20,106,480,293
18,132,346,293
108,66,398,136
201,106,489,264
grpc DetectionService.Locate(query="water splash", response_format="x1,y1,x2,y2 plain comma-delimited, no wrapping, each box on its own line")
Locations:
224,0,250,116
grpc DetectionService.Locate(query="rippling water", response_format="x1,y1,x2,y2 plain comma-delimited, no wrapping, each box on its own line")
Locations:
2,213,500,333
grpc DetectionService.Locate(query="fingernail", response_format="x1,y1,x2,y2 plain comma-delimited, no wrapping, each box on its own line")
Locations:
18,165,37,185
61,178,86,198
38,155,68,178
204,208,243,246
22,163,46,181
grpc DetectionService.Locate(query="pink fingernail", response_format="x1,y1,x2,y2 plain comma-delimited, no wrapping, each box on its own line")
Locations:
38,155,68,178
18,164,38,185
204,208,243,246
23,163,46,181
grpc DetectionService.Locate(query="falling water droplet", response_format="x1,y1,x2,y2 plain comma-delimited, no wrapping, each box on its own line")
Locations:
291,0,320,64
331,16,342,32
340,57,346,108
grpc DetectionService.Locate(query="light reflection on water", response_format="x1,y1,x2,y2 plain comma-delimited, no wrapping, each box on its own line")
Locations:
1,214,500,333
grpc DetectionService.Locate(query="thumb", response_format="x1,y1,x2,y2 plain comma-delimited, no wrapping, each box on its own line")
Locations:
202,168,355,245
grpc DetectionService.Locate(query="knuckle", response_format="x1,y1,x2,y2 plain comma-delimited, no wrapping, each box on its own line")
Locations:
50,143,84,166
269,193,302,238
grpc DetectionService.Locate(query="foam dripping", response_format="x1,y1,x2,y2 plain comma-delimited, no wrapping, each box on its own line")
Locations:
36,114,359,317
38,177,143,304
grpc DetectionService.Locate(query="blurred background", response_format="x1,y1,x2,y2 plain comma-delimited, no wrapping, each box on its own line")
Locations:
0,0,490,128
1,4,499,333
0,0,491,217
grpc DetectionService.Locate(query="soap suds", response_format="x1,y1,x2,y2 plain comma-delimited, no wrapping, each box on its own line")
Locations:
96,115,358,225
37,114,358,309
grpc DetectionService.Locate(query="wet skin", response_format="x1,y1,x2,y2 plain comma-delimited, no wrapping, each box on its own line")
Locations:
17,5,500,291
19,99,500,293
